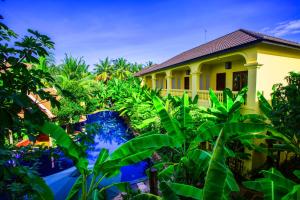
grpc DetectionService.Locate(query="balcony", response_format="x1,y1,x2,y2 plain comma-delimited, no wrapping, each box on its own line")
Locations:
161,89,239,107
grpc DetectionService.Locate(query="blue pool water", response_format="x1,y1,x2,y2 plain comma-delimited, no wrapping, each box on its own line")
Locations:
44,111,149,198
85,111,149,182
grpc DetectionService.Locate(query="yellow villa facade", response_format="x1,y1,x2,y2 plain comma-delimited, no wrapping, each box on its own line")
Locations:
136,29,300,173
137,29,300,111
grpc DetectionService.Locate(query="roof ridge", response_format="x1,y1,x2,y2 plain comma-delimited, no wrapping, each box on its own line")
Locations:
239,29,264,39
239,28,300,45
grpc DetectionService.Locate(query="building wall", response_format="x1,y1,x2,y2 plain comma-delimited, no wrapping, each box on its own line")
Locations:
257,44,300,99
145,76,152,88
205,59,247,90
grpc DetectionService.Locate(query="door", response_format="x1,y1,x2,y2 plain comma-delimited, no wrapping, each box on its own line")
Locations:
233,71,248,91
216,73,226,91
184,77,190,90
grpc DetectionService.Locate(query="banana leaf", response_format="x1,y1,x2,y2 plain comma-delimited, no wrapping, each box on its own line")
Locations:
152,96,184,145
37,121,88,173
65,175,83,200
110,134,177,160
202,128,227,200
160,181,179,200
257,91,273,118
223,122,267,140
209,89,227,115
282,185,300,200
223,88,234,110
158,164,175,181
93,148,109,176
243,168,297,200
132,193,162,200
182,92,193,130
168,182,203,199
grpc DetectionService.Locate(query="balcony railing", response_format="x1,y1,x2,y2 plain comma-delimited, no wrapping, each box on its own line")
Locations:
197,90,239,103
161,89,239,104
169,89,192,97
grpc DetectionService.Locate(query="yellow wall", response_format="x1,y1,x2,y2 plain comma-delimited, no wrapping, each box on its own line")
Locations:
202,59,247,90
145,76,152,88
156,73,166,89
256,43,300,99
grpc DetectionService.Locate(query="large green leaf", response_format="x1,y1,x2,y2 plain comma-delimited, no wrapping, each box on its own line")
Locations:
110,134,177,160
257,91,273,118
132,193,162,200
160,181,179,200
223,88,234,110
66,175,83,200
37,121,88,173
282,185,300,200
158,164,175,181
202,128,227,200
98,182,129,194
118,149,153,166
196,121,221,141
182,92,193,130
168,182,203,199
223,122,267,140
244,168,296,200
209,89,227,115
22,167,54,200
93,148,109,176
152,96,184,145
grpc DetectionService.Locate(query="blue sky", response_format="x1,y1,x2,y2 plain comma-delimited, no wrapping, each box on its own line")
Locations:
1,0,300,67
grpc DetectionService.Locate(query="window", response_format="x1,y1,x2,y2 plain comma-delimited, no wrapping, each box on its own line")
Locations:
205,74,210,90
225,62,232,69
172,78,176,89
200,74,204,90
177,78,181,89
156,80,159,89
232,71,248,91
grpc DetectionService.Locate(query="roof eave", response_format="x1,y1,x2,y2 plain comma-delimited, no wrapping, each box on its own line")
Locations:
137,40,262,76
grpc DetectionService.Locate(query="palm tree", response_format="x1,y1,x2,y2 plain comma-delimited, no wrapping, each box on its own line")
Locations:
58,54,90,80
94,57,113,82
145,61,155,68
112,58,131,80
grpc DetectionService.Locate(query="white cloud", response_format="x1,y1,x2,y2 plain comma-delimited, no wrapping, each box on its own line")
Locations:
263,19,300,37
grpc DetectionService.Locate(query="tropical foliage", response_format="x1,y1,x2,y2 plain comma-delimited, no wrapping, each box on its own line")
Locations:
2,15,300,200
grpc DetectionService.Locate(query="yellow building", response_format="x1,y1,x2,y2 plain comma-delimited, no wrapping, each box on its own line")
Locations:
136,29,300,110
136,29,300,173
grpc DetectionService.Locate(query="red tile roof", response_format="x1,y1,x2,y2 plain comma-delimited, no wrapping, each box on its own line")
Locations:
136,29,300,76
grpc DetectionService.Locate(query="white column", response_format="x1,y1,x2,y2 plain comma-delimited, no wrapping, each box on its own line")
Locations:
244,62,261,109
166,70,172,94
191,65,201,98
151,74,156,90
141,76,146,87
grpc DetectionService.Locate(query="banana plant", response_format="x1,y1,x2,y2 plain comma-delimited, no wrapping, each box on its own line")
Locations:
39,118,180,199
258,92,300,154
149,88,284,199
243,168,300,200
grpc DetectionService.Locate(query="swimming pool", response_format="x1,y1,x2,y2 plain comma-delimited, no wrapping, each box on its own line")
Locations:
44,111,149,199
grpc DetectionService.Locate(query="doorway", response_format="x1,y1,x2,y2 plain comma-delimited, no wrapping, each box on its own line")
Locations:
184,77,190,90
216,73,226,91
